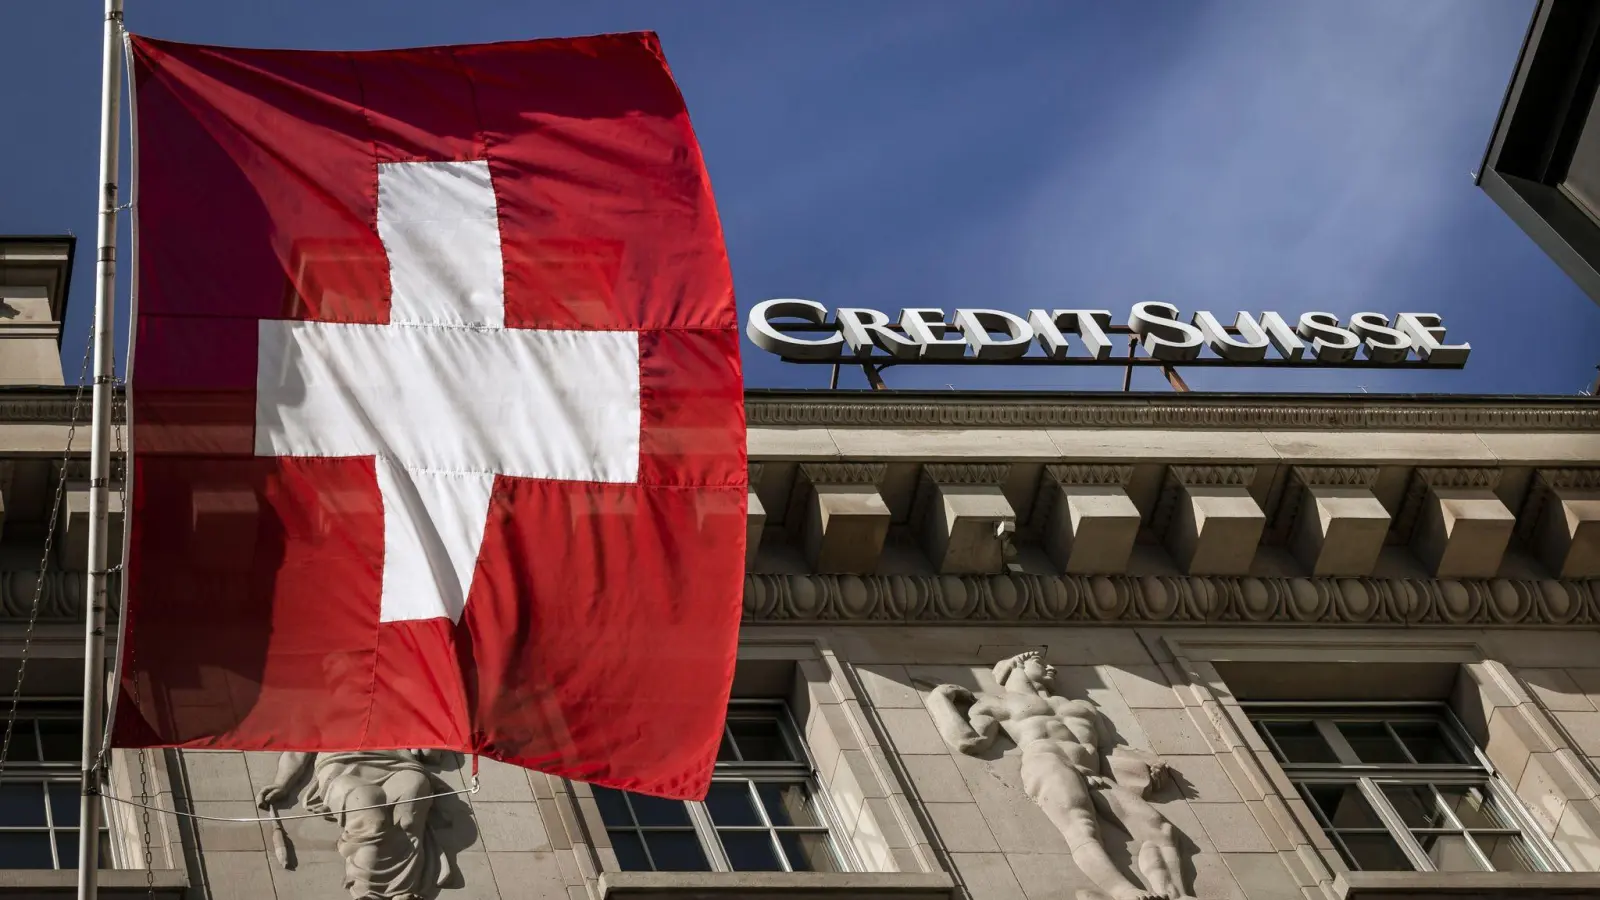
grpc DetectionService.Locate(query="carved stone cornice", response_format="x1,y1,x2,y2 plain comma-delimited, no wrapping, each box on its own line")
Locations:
1151,465,1257,537
1391,467,1503,543
743,392,1600,431
1031,464,1135,527
920,464,1009,486
1516,468,1600,547
1265,466,1381,543
0,569,119,619
742,573,1600,628
0,392,124,425
798,463,886,486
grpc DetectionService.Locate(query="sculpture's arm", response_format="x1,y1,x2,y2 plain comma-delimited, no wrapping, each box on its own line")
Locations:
927,684,999,755
256,752,313,808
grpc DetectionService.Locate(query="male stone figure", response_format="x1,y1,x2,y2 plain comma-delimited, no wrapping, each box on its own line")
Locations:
256,749,453,900
927,651,1193,900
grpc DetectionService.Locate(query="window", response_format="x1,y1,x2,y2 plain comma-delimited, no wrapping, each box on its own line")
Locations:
1247,704,1562,874
0,704,111,869
592,703,848,873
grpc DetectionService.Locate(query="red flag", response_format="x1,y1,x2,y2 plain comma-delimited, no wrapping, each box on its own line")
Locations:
115,33,746,800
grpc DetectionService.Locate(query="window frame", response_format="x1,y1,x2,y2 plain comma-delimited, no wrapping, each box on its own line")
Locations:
595,700,858,874
0,700,116,871
1245,701,1567,875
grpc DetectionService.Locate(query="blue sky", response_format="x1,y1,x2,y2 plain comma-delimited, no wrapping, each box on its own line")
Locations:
3,1,1597,394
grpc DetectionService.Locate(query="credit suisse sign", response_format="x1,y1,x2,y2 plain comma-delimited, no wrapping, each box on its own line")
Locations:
746,300,1469,368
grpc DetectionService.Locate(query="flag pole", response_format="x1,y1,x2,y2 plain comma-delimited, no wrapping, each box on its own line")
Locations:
79,0,125,898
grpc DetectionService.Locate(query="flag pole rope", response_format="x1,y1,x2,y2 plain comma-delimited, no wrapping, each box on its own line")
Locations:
99,775,481,824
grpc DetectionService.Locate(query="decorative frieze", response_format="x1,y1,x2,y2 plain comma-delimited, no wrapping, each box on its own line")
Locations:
742,573,1600,627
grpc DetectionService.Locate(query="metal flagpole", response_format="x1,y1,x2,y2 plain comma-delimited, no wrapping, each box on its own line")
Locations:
80,1,125,898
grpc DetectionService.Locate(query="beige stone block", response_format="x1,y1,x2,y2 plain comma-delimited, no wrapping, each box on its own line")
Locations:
1535,487,1600,578
472,758,535,803
948,852,1027,900
1193,801,1275,853
901,754,974,803
1189,851,1251,900
804,484,889,573
858,796,913,851
747,426,839,460
57,484,123,569
1166,485,1265,575
180,751,254,802
1553,802,1600,871
1132,708,1216,756
190,801,267,853
1005,852,1101,899
921,483,1015,574
1047,429,1279,462
832,428,1060,460
486,850,569,897
208,850,280,900
1103,665,1179,710
852,797,898,872
1518,752,1595,834
1265,430,1496,464
1412,487,1514,577
854,664,923,709
1480,431,1600,464
746,488,766,569
1554,711,1600,757
1165,755,1244,803
1045,484,1140,574
1223,851,1302,900
876,707,948,756
1291,485,1390,576
475,801,551,852
924,802,1000,852
1520,668,1598,712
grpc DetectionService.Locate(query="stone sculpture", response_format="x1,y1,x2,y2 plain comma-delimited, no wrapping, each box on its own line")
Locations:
926,651,1194,900
256,749,455,900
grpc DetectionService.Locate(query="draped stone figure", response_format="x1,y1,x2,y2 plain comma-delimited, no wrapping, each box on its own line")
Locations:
926,652,1194,900
256,750,455,900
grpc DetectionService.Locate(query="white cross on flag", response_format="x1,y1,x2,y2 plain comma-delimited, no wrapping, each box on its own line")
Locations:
116,33,747,799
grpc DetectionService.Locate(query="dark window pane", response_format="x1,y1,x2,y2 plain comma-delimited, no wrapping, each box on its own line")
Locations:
1438,786,1513,830
643,831,710,871
0,832,54,869
716,732,738,762
0,783,47,827
1475,832,1540,872
720,831,783,871
779,831,841,873
1,722,41,763
628,794,691,827
759,782,823,828
48,783,79,828
1338,832,1415,871
609,831,651,871
37,720,80,763
1390,721,1464,765
1415,832,1485,872
591,787,633,827
1261,722,1338,763
53,831,111,870
1338,722,1410,764
728,719,793,762
1303,784,1383,829
705,782,761,826
1380,785,1446,829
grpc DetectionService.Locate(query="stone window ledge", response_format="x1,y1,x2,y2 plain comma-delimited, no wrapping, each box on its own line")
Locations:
1339,871,1600,898
0,868,187,897
598,871,956,899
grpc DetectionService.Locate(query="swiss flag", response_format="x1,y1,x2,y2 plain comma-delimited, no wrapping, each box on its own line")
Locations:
114,32,746,799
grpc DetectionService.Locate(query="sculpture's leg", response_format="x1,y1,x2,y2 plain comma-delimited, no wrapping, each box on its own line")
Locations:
335,781,389,899
1096,788,1187,899
1024,754,1154,900
385,770,433,842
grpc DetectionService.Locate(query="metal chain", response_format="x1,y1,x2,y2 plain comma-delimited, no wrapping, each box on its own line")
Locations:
0,339,94,785
111,399,154,896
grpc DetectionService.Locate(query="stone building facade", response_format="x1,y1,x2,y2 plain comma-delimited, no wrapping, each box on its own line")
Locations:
4,235,1600,898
